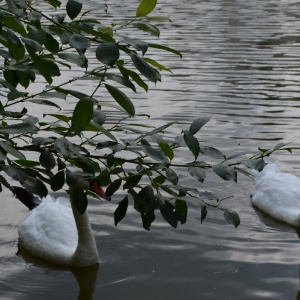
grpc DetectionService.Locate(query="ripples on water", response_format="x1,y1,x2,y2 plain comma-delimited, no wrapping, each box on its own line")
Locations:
1,0,300,299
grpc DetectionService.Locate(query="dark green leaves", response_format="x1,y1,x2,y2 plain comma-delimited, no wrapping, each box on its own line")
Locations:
106,178,122,198
184,131,200,160
141,139,169,163
188,167,206,183
96,43,120,66
105,84,135,116
72,98,94,132
114,195,128,226
54,138,75,159
72,184,88,215
132,22,160,37
136,0,157,17
66,0,82,20
69,34,90,53
130,53,158,83
39,150,55,171
189,117,211,135
212,164,237,182
51,170,65,191
222,209,240,228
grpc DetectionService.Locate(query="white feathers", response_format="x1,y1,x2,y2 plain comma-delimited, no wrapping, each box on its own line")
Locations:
251,159,300,227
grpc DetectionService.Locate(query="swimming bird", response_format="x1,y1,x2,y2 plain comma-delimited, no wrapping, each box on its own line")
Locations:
251,159,300,227
14,180,110,267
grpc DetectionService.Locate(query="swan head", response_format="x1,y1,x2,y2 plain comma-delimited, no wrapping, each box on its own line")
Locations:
89,180,111,201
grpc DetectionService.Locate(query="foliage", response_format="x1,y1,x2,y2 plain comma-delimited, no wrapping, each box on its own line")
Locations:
0,0,292,230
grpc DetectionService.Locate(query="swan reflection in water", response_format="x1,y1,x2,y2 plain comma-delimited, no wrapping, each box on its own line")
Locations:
17,245,99,300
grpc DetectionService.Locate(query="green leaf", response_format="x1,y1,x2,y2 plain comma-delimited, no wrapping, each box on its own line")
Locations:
72,184,87,215
212,164,237,182
222,209,240,228
105,73,136,92
184,131,200,160
200,205,207,223
135,185,157,230
54,137,75,159
146,16,172,23
130,53,158,83
106,178,122,198
66,0,82,20
105,84,135,116
58,52,87,67
72,97,94,132
189,117,211,135
0,123,37,134
1,165,27,182
51,170,65,191
45,33,60,52
166,168,178,185
90,121,117,142
92,109,106,126
242,159,266,172
3,16,26,36
39,150,56,171
175,199,187,224
136,0,157,17
47,113,70,123
144,57,172,73
0,141,25,160
160,201,178,228
21,37,43,52
123,174,142,189
29,99,61,110
45,0,61,8
14,160,40,168
69,34,91,52
159,142,174,160
96,43,120,66
148,43,182,58
200,146,225,160
66,168,78,185
22,176,48,198
114,195,128,226
141,140,169,163
118,66,148,91
119,36,148,55
132,22,160,37
188,167,206,183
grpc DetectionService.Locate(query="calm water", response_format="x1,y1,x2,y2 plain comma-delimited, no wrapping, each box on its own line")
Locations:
1,0,300,299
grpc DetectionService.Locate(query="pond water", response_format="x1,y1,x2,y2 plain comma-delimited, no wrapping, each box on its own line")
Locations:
1,0,300,299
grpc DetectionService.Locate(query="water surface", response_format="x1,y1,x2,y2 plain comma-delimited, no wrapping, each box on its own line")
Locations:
1,0,300,299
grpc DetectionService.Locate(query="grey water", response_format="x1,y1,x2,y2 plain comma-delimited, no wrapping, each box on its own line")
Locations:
1,0,300,299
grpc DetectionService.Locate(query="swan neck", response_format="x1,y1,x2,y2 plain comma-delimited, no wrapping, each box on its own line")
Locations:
69,186,99,266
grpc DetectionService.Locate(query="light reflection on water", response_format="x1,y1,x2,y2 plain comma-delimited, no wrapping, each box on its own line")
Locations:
1,0,300,299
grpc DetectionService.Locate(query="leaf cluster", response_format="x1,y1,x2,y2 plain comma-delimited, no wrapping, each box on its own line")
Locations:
0,0,290,229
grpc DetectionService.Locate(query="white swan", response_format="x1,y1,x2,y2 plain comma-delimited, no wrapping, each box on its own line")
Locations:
251,159,300,227
14,180,110,267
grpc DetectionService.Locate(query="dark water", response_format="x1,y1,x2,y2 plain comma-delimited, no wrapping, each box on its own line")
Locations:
1,0,300,299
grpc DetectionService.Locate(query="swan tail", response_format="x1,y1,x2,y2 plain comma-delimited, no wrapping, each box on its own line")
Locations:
13,186,42,210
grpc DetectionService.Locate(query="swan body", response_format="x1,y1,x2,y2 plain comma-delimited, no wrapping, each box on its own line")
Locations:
16,182,109,267
251,159,300,227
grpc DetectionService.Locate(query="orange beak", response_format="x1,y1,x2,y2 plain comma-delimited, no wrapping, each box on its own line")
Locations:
90,180,111,201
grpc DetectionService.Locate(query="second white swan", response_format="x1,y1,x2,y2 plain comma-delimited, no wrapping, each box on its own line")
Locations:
251,159,300,227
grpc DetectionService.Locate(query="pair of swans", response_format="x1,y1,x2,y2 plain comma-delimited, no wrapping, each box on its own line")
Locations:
251,159,300,227
14,180,110,267
14,159,300,267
